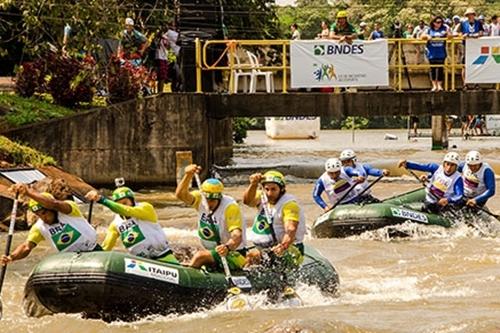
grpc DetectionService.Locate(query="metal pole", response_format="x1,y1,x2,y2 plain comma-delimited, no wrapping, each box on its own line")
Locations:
195,38,202,93
282,42,288,93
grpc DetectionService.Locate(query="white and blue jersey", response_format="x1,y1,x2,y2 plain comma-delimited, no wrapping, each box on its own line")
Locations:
458,162,496,205
312,171,359,209
343,162,383,196
406,161,464,204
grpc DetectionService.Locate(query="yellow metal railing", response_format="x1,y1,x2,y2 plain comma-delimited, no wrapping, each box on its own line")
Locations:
195,38,499,93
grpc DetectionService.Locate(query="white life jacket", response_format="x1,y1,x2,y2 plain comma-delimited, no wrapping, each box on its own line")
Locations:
320,171,358,204
426,165,462,203
463,163,490,199
249,193,306,248
197,195,246,250
112,214,171,258
35,211,97,253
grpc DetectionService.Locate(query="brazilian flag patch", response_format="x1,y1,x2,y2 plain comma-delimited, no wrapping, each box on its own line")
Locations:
252,213,271,235
51,224,82,251
121,224,146,248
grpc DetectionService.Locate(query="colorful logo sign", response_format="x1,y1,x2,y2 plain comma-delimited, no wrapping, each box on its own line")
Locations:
313,63,337,82
124,258,179,284
472,45,500,65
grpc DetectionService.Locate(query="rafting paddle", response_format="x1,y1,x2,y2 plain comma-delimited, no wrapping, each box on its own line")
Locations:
325,182,358,213
0,194,19,320
193,174,250,310
356,175,384,199
259,185,303,307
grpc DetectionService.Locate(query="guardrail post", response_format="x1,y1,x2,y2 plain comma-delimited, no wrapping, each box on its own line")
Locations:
398,39,402,91
282,42,288,93
451,39,456,91
195,38,202,93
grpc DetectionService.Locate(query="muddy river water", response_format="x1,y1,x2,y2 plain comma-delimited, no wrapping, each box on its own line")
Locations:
1,129,500,333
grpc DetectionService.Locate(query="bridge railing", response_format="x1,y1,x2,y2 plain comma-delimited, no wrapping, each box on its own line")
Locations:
195,38,500,93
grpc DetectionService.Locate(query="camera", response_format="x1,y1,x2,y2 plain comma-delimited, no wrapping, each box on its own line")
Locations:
114,177,125,187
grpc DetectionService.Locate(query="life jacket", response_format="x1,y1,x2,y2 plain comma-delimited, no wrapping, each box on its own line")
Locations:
462,162,490,198
320,171,358,204
112,212,171,258
426,165,462,203
34,208,97,252
249,193,306,248
197,195,246,250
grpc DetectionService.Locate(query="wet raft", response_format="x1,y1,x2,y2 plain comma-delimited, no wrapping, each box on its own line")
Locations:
23,245,339,321
312,188,452,238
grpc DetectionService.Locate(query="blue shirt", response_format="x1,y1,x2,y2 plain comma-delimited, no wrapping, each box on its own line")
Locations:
425,26,447,60
344,163,383,178
458,162,496,205
370,30,384,40
406,161,464,204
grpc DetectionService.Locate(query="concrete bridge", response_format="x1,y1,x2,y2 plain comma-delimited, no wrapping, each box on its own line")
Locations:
3,90,499,186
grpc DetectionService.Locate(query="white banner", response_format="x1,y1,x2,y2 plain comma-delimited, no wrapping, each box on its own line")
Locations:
290,39,389,88
465,37,500,83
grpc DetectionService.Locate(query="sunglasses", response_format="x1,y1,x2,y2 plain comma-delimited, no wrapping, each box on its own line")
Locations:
435,21,443,24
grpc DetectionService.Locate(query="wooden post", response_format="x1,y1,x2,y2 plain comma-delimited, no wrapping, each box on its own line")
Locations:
176,151,193,185
431,116,448,150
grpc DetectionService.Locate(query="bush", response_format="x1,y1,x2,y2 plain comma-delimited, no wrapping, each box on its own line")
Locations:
14,59,47,97
46,53,95,107
106,57,146,104
233,117,255,143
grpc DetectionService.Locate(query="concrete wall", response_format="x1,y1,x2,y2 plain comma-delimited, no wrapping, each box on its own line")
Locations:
3,94,233,187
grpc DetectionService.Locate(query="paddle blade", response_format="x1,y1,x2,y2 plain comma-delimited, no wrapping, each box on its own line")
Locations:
280,286,303,307
225,288,251,310
0,297,3,319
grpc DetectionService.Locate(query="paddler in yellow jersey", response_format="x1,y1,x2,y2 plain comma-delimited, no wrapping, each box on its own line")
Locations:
175,164,246,270
85,187,178,264
1,184,98,266
243,170,307,268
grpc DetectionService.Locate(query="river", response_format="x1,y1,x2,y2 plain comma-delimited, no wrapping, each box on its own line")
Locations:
1,129,500,333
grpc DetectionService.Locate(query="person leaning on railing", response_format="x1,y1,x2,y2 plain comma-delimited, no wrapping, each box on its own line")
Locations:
329,10,357,44
421,16,451,92
454,7,484,89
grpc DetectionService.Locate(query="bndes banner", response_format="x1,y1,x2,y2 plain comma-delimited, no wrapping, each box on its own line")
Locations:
290,39,389,88
465,37,500,84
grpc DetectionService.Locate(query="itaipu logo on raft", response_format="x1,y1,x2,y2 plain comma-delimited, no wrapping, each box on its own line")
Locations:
472,45,500,65
125,258,179,284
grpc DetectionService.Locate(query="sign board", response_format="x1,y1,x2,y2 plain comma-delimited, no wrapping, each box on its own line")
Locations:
465,37,500,83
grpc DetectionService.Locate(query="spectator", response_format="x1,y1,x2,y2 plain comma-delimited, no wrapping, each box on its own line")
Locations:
490,15,499,36
117,17,148,65
291,23,301,40
479,15,490,35
358,22,368,40
444,18,452,30
421,16,450,92
329,10,357,43
166,22,181,92
403,24,414,38
461,115,469,138
369,22,385,40
412,20,427,38
455,8,484,89
452,15,462,36
317,21,330,39
390,20,403,38
154,28,171,94
410,116,419,136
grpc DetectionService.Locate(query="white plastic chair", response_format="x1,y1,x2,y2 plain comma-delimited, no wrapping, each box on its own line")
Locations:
231,52,252,93
246,51,275,93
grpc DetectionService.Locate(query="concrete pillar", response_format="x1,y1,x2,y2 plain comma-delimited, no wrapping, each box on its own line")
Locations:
431,115,448,150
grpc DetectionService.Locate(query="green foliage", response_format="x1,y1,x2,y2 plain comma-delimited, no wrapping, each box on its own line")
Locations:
233,117,256,143
277,0,499,39
223,1,281,39
341,116,369,130
0,135,57,166
0,93,74,127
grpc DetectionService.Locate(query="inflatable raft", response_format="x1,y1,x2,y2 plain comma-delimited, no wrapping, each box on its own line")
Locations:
23,245,339,321
312,188,453,238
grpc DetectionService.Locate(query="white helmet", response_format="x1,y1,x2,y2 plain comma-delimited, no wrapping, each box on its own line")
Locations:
465,150,482,165
443,152,460,165
325,158,342,172
125,17,134,26
339,149,356,161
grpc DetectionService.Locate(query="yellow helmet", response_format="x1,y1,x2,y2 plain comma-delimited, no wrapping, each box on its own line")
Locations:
262,170,286,187
28,192,54,212
112,187,135,201
336,10,348,19
201,178,224,200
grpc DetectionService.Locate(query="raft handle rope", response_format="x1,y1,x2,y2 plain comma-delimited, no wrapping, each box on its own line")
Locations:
0,193,19,320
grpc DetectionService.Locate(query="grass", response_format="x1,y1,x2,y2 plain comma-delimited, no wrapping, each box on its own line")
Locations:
0,92,75,127
0,135,56,167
